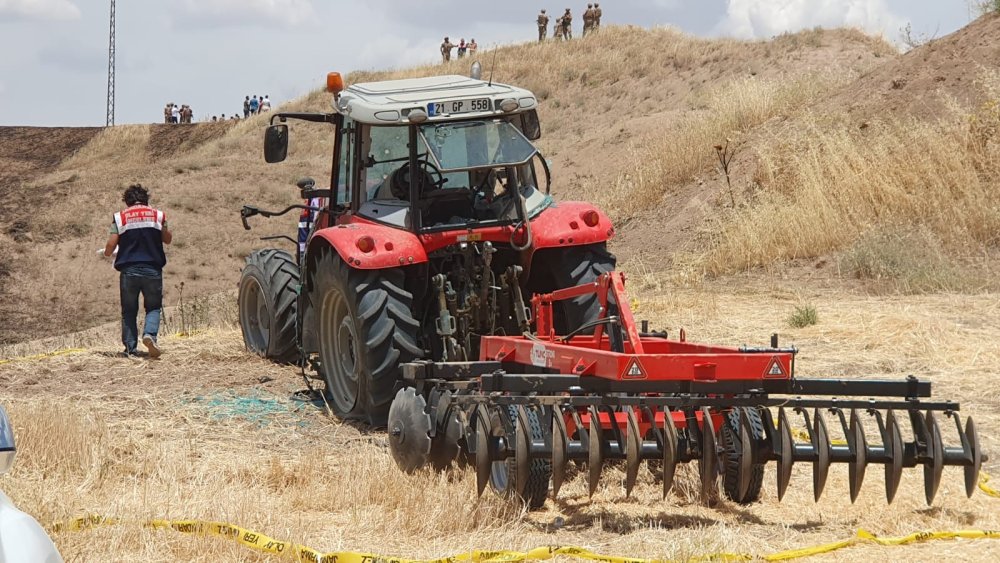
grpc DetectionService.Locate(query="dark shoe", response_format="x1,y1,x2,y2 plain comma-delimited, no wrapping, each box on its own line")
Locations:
142,335,161,359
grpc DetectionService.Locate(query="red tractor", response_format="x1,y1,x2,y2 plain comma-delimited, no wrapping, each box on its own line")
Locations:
239,72,984,509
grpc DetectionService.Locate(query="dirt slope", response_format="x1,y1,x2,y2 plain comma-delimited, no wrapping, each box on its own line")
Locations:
819,12,1000,122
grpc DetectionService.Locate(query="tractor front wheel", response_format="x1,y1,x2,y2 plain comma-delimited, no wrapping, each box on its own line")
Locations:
238,249,299,363
313,253,422,426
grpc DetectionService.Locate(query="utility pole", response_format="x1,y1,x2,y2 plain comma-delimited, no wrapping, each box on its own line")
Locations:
106,0,116,126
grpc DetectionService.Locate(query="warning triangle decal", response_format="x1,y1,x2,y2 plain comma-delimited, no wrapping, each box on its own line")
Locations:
764,356,786,378
623,358,646,379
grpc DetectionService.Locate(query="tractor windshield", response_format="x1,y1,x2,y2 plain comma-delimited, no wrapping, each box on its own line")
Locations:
418,120,537,171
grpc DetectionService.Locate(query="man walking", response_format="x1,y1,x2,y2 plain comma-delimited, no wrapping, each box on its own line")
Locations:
440,36,454,63
104,184,172,358
249,95,260,115
537,9,549,42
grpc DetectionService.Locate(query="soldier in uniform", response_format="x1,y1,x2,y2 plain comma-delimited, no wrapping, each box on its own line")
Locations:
163,103,172,124
582,4,594,37
537,9,549,42
554,15,563,40
440,36,454,63
561,8,573,40
594,3,602,29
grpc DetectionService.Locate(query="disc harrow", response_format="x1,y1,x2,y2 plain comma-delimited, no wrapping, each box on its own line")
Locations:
389,272,987,509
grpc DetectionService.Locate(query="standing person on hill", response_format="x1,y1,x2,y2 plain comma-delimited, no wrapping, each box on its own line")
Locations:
243,96,251,118
458,38,467,58
163,103,172,124
561,8,573,39
553,15,563,40
103,184,172,358
582,4,594,36
440,37,454,63
594,3,602,28
537,9,549,41
468,38,478,55
249,95,260,115
261,95,271,112
170,103,180,124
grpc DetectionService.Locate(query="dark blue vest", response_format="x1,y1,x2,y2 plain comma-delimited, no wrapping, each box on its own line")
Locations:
113,206,167,272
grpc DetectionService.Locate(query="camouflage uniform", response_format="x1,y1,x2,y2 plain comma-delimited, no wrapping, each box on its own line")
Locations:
440,37,454,63
537,10,549,42
554,16,563,41
582,4,594,37
561,9,572,40
594,3,602,28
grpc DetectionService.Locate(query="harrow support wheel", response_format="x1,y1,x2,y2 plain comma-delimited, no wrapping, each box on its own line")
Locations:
490,405,551,509
312,253,421,426
238,249,299,363
720,407,765,504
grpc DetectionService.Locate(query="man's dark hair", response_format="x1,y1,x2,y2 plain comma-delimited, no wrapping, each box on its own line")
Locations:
122,183,149,206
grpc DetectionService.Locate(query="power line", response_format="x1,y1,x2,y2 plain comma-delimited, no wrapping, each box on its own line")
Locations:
106,0,116,126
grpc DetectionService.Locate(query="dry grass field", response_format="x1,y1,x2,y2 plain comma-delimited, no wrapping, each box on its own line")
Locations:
2,15,1000,562
1,279,998,562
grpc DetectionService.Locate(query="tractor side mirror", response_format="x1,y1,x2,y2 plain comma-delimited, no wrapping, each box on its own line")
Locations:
296,177,316,191
521,109,541,141
0,404,15,475
264,124,289,163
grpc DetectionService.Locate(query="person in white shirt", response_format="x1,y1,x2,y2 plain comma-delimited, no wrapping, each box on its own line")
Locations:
170,103,180,124
261,95,271,112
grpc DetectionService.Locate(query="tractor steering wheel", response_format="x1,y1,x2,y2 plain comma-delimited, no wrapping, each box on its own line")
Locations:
389,160,446,200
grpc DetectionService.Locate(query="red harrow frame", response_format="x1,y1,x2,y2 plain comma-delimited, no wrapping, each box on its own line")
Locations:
391,273,985,508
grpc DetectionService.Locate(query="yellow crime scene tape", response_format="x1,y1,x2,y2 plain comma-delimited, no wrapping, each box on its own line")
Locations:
0,348,87,366
51,514,1000,562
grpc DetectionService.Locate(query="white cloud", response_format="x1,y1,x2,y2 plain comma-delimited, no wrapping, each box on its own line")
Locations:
717,0,903,39
176,0,316,27
0,0,80,21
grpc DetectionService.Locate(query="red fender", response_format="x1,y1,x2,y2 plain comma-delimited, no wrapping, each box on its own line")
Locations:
528,201,615,250
308,223,429,270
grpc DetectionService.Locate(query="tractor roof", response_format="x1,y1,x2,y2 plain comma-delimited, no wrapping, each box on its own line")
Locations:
335,75,538,126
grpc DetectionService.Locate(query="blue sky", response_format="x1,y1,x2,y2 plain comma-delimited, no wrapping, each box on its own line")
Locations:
0,0,978,126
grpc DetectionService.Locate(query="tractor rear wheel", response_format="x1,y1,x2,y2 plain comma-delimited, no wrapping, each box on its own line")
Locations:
720,407,766,504
534,243,616,334
313,253,422,426
238,249,299,363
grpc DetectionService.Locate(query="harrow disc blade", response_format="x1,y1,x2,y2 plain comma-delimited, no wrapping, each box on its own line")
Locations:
474,405,492,497
924,411,944,506
848,409,868,503
737,408,754,502
625,407,641,498
552,407,570,498
812,409,831,502
386,387,432,473
588,405,604,497
662,411,678,499
777,407,794,502
965,417,982,498
514,405,532,499
885,410,904,503
699,407,717,503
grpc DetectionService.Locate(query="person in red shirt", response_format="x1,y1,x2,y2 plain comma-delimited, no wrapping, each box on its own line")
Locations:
103,184,173,358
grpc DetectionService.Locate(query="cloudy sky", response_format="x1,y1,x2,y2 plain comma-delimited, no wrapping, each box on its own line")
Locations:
0,0,978,126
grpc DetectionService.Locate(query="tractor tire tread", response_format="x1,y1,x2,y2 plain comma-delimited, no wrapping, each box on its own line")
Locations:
239,248,299,363
721,407,766,504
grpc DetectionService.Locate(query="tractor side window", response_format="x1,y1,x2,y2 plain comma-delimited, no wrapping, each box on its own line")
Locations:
336,119,353,206
365,125,411,200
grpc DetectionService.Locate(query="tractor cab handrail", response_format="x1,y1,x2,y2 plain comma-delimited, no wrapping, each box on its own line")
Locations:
269,112,336,125
240,204,323,230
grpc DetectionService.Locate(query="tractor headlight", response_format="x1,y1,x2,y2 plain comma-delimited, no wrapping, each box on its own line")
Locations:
0,404,15,475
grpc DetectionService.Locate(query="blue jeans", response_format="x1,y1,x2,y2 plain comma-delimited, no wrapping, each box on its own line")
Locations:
120,265,163,354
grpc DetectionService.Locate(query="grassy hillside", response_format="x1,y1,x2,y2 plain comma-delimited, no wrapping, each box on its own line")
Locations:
0,24,892,344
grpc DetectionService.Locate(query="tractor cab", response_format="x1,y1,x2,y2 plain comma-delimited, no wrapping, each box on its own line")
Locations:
262,73,553,235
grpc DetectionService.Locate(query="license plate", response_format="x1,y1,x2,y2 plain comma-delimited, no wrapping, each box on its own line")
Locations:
427,98,490,116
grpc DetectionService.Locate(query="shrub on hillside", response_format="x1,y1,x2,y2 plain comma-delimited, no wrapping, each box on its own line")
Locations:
839,227,958,293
